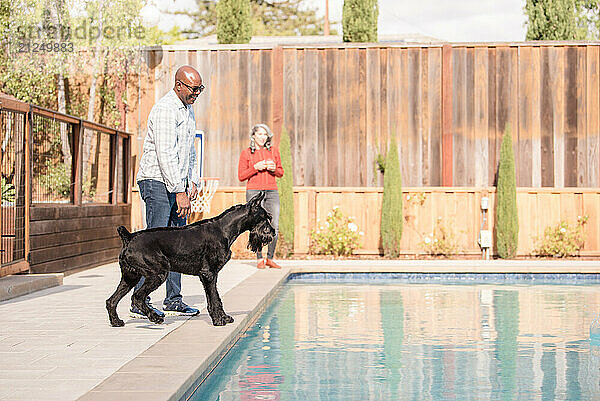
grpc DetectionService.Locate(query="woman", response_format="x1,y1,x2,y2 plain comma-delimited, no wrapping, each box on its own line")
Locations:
238,123,284,269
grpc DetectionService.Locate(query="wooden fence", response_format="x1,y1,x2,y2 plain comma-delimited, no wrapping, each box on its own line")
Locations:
203,187,600,258
129,42,600,188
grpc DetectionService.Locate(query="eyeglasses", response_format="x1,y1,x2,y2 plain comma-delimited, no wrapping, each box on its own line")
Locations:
178,80,205,94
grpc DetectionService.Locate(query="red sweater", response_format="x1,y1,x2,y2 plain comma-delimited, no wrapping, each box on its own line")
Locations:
238,146,284,190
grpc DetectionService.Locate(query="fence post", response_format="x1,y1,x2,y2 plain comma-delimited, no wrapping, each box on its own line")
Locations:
110,132,118,205
24,107,31,271
442,44,453,186
271,45,284,146
72,121,82,205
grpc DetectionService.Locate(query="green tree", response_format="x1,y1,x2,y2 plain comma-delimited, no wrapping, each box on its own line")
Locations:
380,137,403,257
276,127,294,257
342,0,378,43
524,0,588,40
216,0,251,44
0,0,9,56
496,126,519,259
176,0,327,38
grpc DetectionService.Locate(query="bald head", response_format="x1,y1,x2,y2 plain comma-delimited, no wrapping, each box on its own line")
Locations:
174,65,203,105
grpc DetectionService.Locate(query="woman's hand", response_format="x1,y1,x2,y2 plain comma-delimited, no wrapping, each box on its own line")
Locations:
265,159,276,172
254,160,267,171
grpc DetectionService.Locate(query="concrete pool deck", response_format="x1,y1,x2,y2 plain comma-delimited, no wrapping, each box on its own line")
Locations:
1,258,600,400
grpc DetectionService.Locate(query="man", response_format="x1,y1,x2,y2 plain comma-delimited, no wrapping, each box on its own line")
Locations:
130,65,204,319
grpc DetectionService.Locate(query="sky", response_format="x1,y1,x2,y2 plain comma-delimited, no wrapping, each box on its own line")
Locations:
155,0,528,43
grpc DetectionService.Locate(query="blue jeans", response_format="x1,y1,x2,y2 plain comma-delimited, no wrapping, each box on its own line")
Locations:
246,189,279,259
133,179,186,307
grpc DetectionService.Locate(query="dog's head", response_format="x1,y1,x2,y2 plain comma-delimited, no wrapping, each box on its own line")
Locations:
246,192,276,253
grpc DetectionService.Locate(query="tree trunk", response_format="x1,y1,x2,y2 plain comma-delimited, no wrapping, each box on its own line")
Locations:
50,0,72,165
83,0,105,196
114,57,128,130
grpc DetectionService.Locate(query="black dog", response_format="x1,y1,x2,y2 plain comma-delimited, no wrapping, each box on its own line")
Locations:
106,192,275,327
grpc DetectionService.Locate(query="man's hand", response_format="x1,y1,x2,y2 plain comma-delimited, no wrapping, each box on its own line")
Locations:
176,192,191,218
188,182,198,201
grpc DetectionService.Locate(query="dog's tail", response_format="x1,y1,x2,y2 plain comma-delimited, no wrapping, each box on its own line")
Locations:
117,226,133,246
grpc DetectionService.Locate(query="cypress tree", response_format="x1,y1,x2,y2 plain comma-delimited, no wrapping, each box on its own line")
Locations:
216,0,252,44
276,127,294,257
496,126,519,259
380,137,403,257
342,0,378,43
524,0,587,40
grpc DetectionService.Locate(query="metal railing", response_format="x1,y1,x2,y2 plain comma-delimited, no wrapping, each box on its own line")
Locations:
0,93,132,276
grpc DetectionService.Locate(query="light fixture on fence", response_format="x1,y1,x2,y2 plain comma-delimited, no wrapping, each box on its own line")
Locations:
478,193,492,260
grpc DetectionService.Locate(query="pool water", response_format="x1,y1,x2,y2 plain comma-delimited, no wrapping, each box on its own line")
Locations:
188,276,600,400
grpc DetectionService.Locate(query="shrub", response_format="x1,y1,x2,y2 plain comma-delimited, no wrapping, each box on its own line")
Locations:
309,206,363,257
39,160,71,199
380,137,403,257
342,0,379,42
535,216,588,257
420,217,461,257
496,126,519,258
1,176,14,203
276,127,294,257
216,0,252,44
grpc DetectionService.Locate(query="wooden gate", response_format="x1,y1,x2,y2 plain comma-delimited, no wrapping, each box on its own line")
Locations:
0,94,30,276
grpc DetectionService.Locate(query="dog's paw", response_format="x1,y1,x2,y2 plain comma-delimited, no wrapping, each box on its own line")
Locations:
148,312,164,324
212,314,234,326
110,318,125,327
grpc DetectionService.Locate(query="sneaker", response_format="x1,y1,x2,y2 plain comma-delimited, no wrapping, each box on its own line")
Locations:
163,300,200,316
129,303,165,319
266,259,281,269
257,259,266,269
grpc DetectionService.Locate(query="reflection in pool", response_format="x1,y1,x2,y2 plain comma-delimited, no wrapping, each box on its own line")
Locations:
189,277,600,400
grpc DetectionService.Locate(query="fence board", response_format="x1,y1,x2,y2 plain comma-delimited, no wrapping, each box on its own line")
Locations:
326,49,338,187
359,49,368,187
587,46,600,187
530,47,542,187
487,48,498,185
421,48,430,186
453,47,466,186
296,49,306,185
565,46,579,187
366,48,380,186
346,48,360,186
379,48,389,170
304,49,318,186
429,49,442,186
577,46,588,187
541,47,555,186
474,48,488,187
551,47,566,187
318,49,328,186
519,47,534,187
408,48,422,187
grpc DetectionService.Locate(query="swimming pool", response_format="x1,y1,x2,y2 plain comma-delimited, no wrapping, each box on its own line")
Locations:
187,274,600,400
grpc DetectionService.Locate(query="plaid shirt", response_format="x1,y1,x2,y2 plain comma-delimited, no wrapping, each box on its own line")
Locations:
136,90,199,193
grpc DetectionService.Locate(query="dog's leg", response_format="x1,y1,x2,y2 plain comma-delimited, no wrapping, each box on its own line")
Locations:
200,272,234,326
106,269,140,327
131,270,168,324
